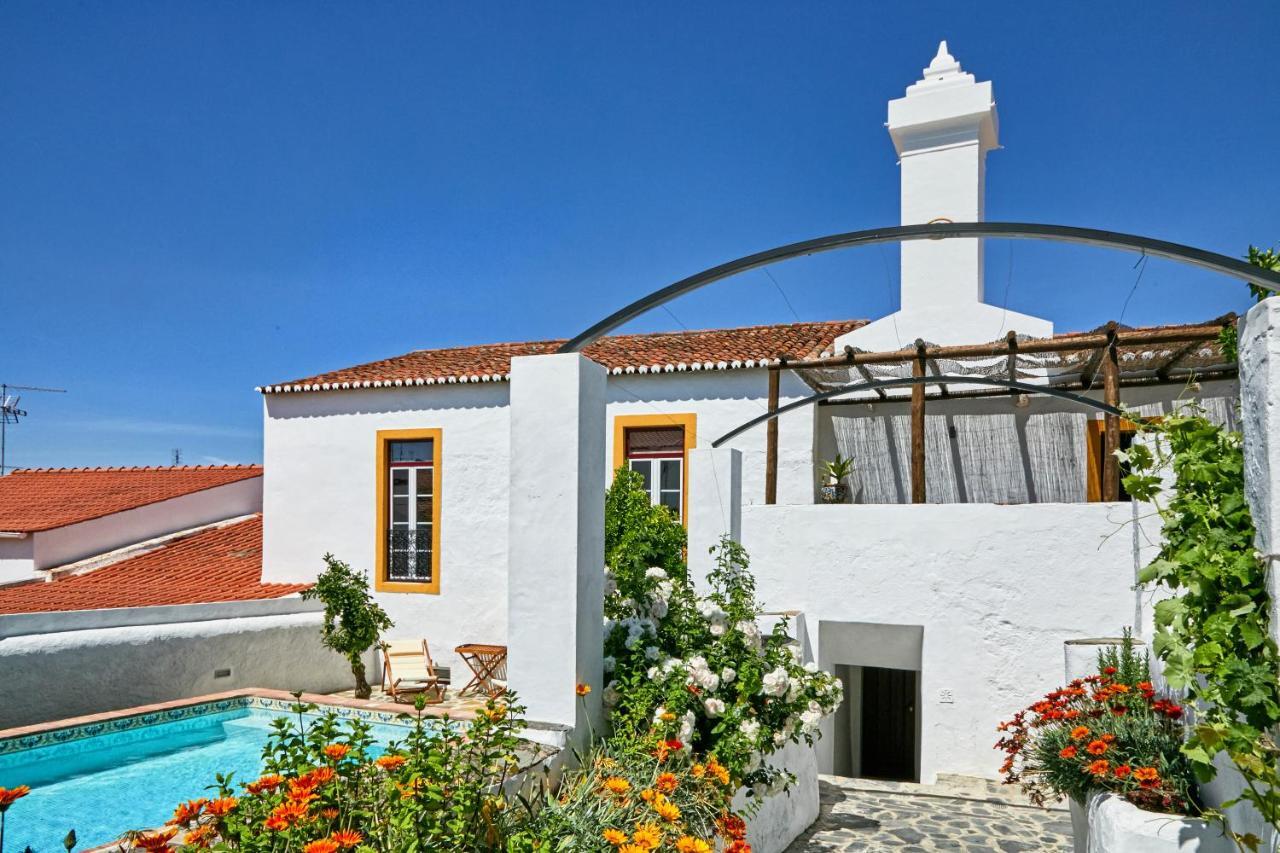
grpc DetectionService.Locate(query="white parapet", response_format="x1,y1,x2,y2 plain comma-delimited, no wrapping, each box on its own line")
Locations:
1240,296,1280,633
687,447,742,582
507,353,606,734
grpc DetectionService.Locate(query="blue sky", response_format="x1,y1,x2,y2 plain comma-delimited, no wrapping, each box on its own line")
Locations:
2,2,1277,469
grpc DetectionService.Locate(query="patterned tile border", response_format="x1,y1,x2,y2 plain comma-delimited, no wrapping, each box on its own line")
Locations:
0,687,472,755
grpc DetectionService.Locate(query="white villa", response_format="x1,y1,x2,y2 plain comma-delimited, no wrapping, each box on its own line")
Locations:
254,43,1237,784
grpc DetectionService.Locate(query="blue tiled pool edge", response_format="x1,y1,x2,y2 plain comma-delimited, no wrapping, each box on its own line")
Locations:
0,693,419,756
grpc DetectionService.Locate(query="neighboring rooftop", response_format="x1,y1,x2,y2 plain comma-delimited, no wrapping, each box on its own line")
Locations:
258,319,868,394
0,515,307,614
0,465,263,533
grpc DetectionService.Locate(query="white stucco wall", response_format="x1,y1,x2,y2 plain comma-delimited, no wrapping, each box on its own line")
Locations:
0,536,34,586
30,476,264,572
736,501,1149,783
261,368,815,674
0,608,350,730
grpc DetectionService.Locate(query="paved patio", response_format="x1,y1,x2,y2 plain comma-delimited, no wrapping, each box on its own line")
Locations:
786,775,1073,852
328,685,490,717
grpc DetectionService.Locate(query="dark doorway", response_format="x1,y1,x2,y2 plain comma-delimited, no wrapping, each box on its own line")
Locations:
860,666,918,782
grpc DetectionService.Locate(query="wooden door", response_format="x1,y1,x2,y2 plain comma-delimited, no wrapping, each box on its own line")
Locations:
860,666,917,782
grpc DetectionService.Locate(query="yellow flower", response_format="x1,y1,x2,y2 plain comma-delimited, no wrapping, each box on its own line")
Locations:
619,846,649,853
640,788,656,802
675,838,712,853
651,793,682,823
602,828,628,846
691,763,706,778
631,823,663,850
660,712,676,722
602,777,631,796
576,682,592,696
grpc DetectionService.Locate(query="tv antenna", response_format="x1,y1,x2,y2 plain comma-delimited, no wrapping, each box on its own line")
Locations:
1,383,68,475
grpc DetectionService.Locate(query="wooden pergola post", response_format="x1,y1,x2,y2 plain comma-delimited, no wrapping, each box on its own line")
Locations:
911,340,927,504
1102,327,1121,501
765,359,781,505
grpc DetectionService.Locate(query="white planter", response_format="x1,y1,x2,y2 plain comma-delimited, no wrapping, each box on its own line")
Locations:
1074,791,1236,853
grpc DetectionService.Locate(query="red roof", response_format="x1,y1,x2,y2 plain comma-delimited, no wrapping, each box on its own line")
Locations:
260,320,867,394
0,465,263,533
0,515,308,614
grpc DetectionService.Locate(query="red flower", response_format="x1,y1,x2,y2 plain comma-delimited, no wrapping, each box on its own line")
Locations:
1059,746,1077,759
0,785,30,810
1114,764,1132,778
1103,666,1117,675
1086,740,1110,756
1085,759,1110,777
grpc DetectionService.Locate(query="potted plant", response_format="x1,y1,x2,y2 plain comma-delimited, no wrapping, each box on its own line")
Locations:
819,454,856,504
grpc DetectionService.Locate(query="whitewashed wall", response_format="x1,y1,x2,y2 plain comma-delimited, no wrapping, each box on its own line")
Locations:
261,368,815,675
0,536,34,586
735,501,1151,782
0,600,349,730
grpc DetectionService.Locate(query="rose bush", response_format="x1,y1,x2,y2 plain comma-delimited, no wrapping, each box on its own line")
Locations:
601,471,841,800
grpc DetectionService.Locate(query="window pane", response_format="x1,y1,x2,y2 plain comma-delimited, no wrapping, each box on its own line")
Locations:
658,491,681,515
392,494,409,525
416,494,432,525
659,459,682,490
630,459,652,491
389,440,433,463
391,469,409,495
416,470,433,497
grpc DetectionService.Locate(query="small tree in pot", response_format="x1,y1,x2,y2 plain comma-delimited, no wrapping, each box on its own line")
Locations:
302,554,394,698
819,453,856,503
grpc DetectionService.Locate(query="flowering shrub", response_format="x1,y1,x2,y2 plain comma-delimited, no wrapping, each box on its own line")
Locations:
524,733,750,852
122,694,533,851
602,482,842,797
995,639,1196,814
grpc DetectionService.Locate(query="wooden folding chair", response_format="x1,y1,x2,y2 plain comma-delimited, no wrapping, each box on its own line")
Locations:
380,639,447,704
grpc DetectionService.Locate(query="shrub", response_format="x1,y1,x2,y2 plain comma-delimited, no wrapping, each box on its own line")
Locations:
603,533,842,798
138,694,532,851
523,733,748,852
995,637,1196,814
301,555,394,699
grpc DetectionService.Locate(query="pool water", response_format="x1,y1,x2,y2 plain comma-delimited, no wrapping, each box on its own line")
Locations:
0,707,421,852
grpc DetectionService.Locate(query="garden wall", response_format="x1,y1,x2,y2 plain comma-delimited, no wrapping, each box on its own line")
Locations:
735,500,1149,783
0,598,350,729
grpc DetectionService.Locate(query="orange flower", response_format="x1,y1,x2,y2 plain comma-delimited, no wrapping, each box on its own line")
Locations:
330,831,363,848
603,828,629,846
640,788,656,802
322,743,351,761
675,838,712,853
1134,766,1161,787
723,843,752,853
306,766,337,786
265,799,310,829
1070,726,1091,741
134,828,179,851
655,772,679,793
576,682,592,696
1058,745,1077,759
1085,759,1110,777
0,785,30,809
376,754,407,771
1085,739,1110,756
168,798,207,825
183,825,215,849
302,841,339,853
651,793,682,822
691,763,706,778
320,807,340,820
246,774,283,794
717,813,747,840
1114,764,1132,778
632,823,663,849
602,776,631,795
205,796,238,817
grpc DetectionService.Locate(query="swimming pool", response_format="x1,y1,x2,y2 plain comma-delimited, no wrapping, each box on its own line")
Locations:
0,695,430,851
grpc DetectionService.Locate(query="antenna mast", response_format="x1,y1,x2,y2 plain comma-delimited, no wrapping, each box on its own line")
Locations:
1,383,68,475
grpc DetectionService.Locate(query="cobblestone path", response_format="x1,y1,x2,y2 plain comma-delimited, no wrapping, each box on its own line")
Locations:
785,775,1074,852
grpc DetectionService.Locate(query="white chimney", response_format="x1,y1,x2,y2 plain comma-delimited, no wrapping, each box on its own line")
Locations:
836,42,1052,351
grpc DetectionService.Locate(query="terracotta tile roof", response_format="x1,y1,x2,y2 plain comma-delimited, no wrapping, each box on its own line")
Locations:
0,465,263,533
0,515,308,614
258,320,867,394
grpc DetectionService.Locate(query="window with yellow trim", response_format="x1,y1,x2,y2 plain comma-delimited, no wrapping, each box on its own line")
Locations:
376,429,441,593
612,414,696,523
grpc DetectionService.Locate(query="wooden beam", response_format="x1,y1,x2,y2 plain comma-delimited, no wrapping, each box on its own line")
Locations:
1102,330,1121,501
770,321,1227,372
765,361,780,505
1080,321,1118,388
911,340,926,504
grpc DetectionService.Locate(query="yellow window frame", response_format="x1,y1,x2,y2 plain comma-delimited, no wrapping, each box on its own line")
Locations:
375,428,442,594
612,413,697,525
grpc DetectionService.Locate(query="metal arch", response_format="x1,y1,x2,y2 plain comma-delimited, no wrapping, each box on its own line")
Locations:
710,374,1139,448
558,222,1280,353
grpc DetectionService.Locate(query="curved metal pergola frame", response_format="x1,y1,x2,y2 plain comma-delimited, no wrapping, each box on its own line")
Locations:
710,374,1140,448
558,221,1280,353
